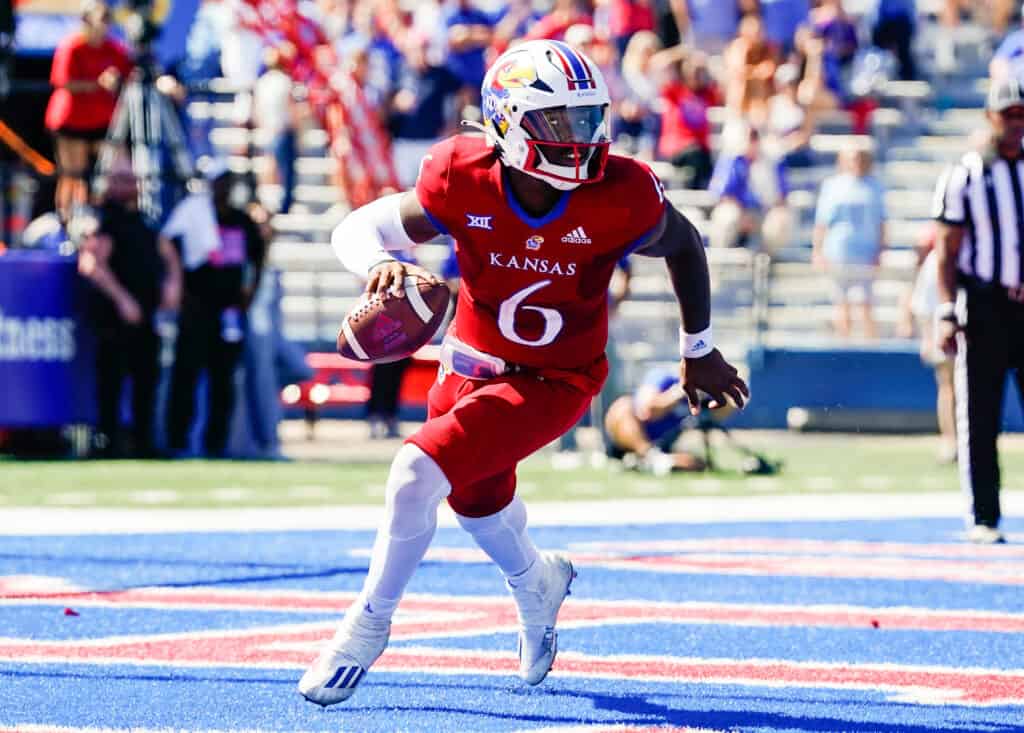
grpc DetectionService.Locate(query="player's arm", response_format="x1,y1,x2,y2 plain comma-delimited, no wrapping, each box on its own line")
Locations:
330,192,442,298
634,204,750,412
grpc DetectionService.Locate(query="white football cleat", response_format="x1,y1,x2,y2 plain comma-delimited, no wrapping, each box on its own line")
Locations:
508,552,576,685
967,524,1006,545
298,612,390,706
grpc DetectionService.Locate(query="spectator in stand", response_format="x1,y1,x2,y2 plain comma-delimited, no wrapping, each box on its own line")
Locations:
525,0,594,41
77,158,183,458
765,62,816,168
991,8,1024,82
618,30,663,157
708,122,792,254
45,0,132,223
445,0,495,97
180,0,232,159
254,47,301,214
906,222,957,463
220,0,264,128
675,0,746,56
724,14,778,127
606,0,657,57
389,32,462,189
337,0,403,111
162,163,267,458
759,0,810,55
659,51,720,189
810,0,858,71
871,0,917,81
491,0,545,55
789,24,841,117
812,143,886,340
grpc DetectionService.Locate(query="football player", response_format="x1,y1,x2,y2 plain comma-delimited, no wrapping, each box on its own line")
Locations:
299,39,749,706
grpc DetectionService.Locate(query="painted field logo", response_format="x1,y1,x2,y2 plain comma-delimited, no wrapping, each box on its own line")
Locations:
1,581,1023,707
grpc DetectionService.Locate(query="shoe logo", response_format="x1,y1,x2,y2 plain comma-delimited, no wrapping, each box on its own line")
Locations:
467,214,494,230
325,665,366,689
561,226,591,244
525,235,544,250
364,602,373,614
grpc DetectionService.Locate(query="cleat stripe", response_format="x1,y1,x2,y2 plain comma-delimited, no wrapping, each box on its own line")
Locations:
348,668,366,688
324,666,349,689
337,665,360,689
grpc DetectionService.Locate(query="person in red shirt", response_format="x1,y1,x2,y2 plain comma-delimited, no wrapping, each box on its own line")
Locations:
524,0,594,41
607,0,656,56
659,52,721,189
45,0,132,222
298,39,748,706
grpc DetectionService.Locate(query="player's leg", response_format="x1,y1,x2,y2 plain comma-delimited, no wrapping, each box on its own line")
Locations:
298,379,459,706
410,373,591,685
298,443,451,705
455,492,575,685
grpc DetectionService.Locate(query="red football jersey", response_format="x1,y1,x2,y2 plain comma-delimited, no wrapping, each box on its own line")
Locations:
416,134,666,372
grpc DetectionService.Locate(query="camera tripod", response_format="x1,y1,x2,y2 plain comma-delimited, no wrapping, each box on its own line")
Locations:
691,410,782,475
96,60,194,223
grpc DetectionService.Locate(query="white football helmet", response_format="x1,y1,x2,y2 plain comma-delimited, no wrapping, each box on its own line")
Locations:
477,40,612,191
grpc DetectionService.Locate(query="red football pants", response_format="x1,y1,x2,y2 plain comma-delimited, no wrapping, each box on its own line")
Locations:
406,369,593,517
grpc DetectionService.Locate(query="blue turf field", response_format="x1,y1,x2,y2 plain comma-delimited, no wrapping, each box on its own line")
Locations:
1,518,1023,732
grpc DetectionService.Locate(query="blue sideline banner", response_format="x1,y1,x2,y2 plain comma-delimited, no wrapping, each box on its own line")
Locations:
0,252,96,427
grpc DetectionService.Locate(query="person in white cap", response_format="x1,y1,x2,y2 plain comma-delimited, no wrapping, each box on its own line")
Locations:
931,76,1024,544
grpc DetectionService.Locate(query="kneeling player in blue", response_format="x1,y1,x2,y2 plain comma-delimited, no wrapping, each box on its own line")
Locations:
604,366,711,475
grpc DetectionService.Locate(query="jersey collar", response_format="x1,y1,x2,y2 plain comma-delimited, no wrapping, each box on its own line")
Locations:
499,168,573,228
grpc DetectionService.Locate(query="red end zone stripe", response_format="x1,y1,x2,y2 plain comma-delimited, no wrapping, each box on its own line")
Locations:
4,587,1024,634
2,637,1022,706
589,553,1024,585
574,537,1024,559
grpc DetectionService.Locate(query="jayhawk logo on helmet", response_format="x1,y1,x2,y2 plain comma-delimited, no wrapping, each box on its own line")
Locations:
477,41,612,191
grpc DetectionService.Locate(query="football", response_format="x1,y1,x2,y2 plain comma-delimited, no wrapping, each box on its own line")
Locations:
337,275,450,363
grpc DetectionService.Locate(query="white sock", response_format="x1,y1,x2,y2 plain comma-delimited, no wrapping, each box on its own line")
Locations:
349,443,451,626
456,496,540,581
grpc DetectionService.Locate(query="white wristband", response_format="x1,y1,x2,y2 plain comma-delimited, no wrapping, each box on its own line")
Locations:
680,325,714,359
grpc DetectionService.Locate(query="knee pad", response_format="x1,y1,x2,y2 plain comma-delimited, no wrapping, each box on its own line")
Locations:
385,443,451,541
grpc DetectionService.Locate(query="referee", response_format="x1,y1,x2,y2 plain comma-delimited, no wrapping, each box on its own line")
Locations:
932,77,1024,544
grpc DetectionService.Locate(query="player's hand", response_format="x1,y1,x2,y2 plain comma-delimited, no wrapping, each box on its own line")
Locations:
937,319,961,356
680,349,750,415
367,261,441,299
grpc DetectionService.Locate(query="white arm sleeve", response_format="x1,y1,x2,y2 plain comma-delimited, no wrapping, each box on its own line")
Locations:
331,193,419,278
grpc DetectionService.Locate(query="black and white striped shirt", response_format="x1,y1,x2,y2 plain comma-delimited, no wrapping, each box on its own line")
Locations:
933,151,1024,288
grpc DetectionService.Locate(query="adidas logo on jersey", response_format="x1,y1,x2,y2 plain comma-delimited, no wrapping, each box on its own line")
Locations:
561,226,592,244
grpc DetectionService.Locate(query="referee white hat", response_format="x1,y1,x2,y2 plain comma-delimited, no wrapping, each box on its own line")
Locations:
987,77,1024,112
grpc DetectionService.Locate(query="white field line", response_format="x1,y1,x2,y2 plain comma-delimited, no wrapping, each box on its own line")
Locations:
1,491,1022,535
